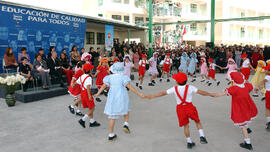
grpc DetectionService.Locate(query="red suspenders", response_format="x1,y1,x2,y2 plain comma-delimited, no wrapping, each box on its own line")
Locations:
80,76,90,90
175,85,189,105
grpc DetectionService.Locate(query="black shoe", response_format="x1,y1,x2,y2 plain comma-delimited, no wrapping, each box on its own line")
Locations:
200,80,205,82
96,97,102,102
228,82,231,85
187,142,196,149
206,81,209,84
152,80,156,84
266,122,270,131
68,105,75,114
78,119,85,128
252,94,259,97
139,86,142,90
247,128,252,134
148,83,154,86
108,134,117,142
89,121,100,127
239,142,253,150
75,111,84,116
208,83,212,86
123,125,130,134
160,79,162,82
200,136,208,144
191,79,196,82
261,97,266,101
103,91,108,97
167,79,170,82
136,83,139,87
217,81,220,86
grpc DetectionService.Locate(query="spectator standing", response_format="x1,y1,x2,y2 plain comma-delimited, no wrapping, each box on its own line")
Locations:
70,45,81,67
251,48,264,68
235,47,242,68
216,47,226,73
47,46,55,59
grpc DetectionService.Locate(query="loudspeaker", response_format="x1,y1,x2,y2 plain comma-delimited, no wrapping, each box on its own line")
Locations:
206,42,214,48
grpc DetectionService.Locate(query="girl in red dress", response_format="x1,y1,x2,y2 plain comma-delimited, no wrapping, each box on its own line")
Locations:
68,61,85,116
136,54,148,90
72,63,101,128
211,72,258,150
93,58,110,102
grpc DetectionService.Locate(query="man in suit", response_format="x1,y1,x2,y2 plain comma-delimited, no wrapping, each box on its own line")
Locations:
47,52,64,87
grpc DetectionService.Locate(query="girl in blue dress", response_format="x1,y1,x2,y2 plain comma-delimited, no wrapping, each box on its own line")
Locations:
188,53,198,82
179,52,190,73
94,62,144,141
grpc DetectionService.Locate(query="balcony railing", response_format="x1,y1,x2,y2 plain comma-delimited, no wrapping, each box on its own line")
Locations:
153,2,182,17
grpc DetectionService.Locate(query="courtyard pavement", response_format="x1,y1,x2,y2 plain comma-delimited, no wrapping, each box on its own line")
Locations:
0,73,269,152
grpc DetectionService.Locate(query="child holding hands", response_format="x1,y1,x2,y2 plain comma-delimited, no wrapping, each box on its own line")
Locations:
95,62,144,141
145,72,212,149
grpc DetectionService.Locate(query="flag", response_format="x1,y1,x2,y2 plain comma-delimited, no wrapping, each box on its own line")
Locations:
182,26,186,35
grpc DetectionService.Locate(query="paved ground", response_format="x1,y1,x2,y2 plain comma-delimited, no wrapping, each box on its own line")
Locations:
0,73,270,152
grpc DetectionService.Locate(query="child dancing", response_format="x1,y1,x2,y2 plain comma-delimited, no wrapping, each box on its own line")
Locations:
146,72,212,149
211,72,258,150
72,63,101,128
95,62,144,141
160,53,172,82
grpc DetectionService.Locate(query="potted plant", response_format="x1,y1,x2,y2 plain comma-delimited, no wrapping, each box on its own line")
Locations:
0,74,26,107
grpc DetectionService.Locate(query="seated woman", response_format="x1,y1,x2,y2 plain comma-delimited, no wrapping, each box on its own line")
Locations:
59,51,74,85
18,47,32,68
32,54,51,90
4,47,18,71
19,57,33,92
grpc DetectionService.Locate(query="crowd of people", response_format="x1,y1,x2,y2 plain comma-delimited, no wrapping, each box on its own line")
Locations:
57,41,270,151
3,41,270,150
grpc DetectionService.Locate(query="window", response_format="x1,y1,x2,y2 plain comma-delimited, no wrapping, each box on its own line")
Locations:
97,33,105,45
135,17,144,24
112,0,121,3
86,32,95,44
190,4,197,13
112,15,122,21
240,12,245,17
190,23,197,31
124,16,130,23
124,0,129,4
240,27,245,38
146,18,149,22
259,29,263,39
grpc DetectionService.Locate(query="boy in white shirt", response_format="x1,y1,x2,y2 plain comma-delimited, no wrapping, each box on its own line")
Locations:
72,63,100,128
136,54,149,90
160,53,172,82
145,72,212,149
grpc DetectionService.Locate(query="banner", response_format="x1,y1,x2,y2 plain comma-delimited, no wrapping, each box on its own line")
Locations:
105,25,113,51
0,3,87,72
